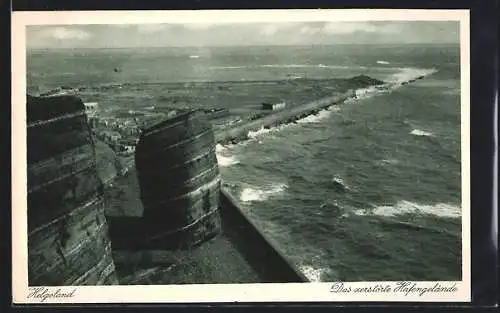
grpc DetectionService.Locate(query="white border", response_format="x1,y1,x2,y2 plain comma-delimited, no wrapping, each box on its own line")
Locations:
12,9,471,303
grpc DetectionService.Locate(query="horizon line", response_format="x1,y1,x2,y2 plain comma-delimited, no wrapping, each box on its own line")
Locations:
27,42,460,50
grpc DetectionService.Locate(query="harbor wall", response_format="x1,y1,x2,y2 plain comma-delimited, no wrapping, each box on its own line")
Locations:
106,187,309,283
214,92,352,144
219,189,310,283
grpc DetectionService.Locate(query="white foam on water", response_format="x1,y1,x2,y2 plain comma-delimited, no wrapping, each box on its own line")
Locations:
332,175,350,191
246,105,340,139
376,158,399,166
343,86,386,104
299,265,327,282
388,67,438,84
248,126,272,138
355,86,379,99
239,183,287,202
247,124,292,139
215,144,240,167
248,126,274,138
377,60,390,65
353,201,461,218
218,65,438,147
216,154,239,167
343,66,438,105
410,129,434,137
215,144,227,153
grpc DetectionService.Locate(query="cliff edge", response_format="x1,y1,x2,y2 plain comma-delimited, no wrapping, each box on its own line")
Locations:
94,139,124,185
27,94,119,286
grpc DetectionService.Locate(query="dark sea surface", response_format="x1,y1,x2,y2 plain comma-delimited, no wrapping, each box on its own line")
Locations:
27,44,462,282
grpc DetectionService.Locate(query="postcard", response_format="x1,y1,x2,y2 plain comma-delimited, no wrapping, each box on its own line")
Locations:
12,9,470,303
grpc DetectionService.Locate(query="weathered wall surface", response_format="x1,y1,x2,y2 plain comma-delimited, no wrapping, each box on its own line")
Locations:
135,110,222,249
27,95,118,286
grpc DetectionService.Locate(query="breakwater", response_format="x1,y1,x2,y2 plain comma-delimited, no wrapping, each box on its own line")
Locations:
219,188,309,282
213,73,428,145
214,91,354,144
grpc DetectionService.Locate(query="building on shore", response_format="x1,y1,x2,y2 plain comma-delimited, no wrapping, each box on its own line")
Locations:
98,130,122,143
84,102,98,117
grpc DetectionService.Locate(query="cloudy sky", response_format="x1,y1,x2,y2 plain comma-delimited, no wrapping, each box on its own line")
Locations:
26,21,459,48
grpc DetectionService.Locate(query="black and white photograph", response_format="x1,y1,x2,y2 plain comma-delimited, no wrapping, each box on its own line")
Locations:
12,9,470,303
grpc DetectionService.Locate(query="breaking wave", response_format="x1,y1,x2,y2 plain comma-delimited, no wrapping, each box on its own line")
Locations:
296,107,340,124
215,144,240,167
377,60,390,65
331,175,351,192
247,124,293,139
216,154,239,167
375,158,399,166
246,106,340,140
215,144,226,153
342,66,438,105
344,86,386,104
298,265,327,282
410,129,434,137
353,201,461,218
240,183,288,202
225,65,439,146
388,67,438,84
247,126,275,138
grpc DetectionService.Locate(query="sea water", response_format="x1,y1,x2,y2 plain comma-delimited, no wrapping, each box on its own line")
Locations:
27,44,462,282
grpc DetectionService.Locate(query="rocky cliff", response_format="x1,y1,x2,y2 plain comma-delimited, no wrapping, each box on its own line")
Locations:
94,139,124,185
134,110,222,249
27,94,118,286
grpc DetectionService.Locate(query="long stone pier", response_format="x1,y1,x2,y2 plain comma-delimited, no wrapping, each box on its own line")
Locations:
214,91,353,145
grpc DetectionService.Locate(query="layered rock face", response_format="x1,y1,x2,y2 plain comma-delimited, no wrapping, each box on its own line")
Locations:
27,95,118,286
135,110,222,249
